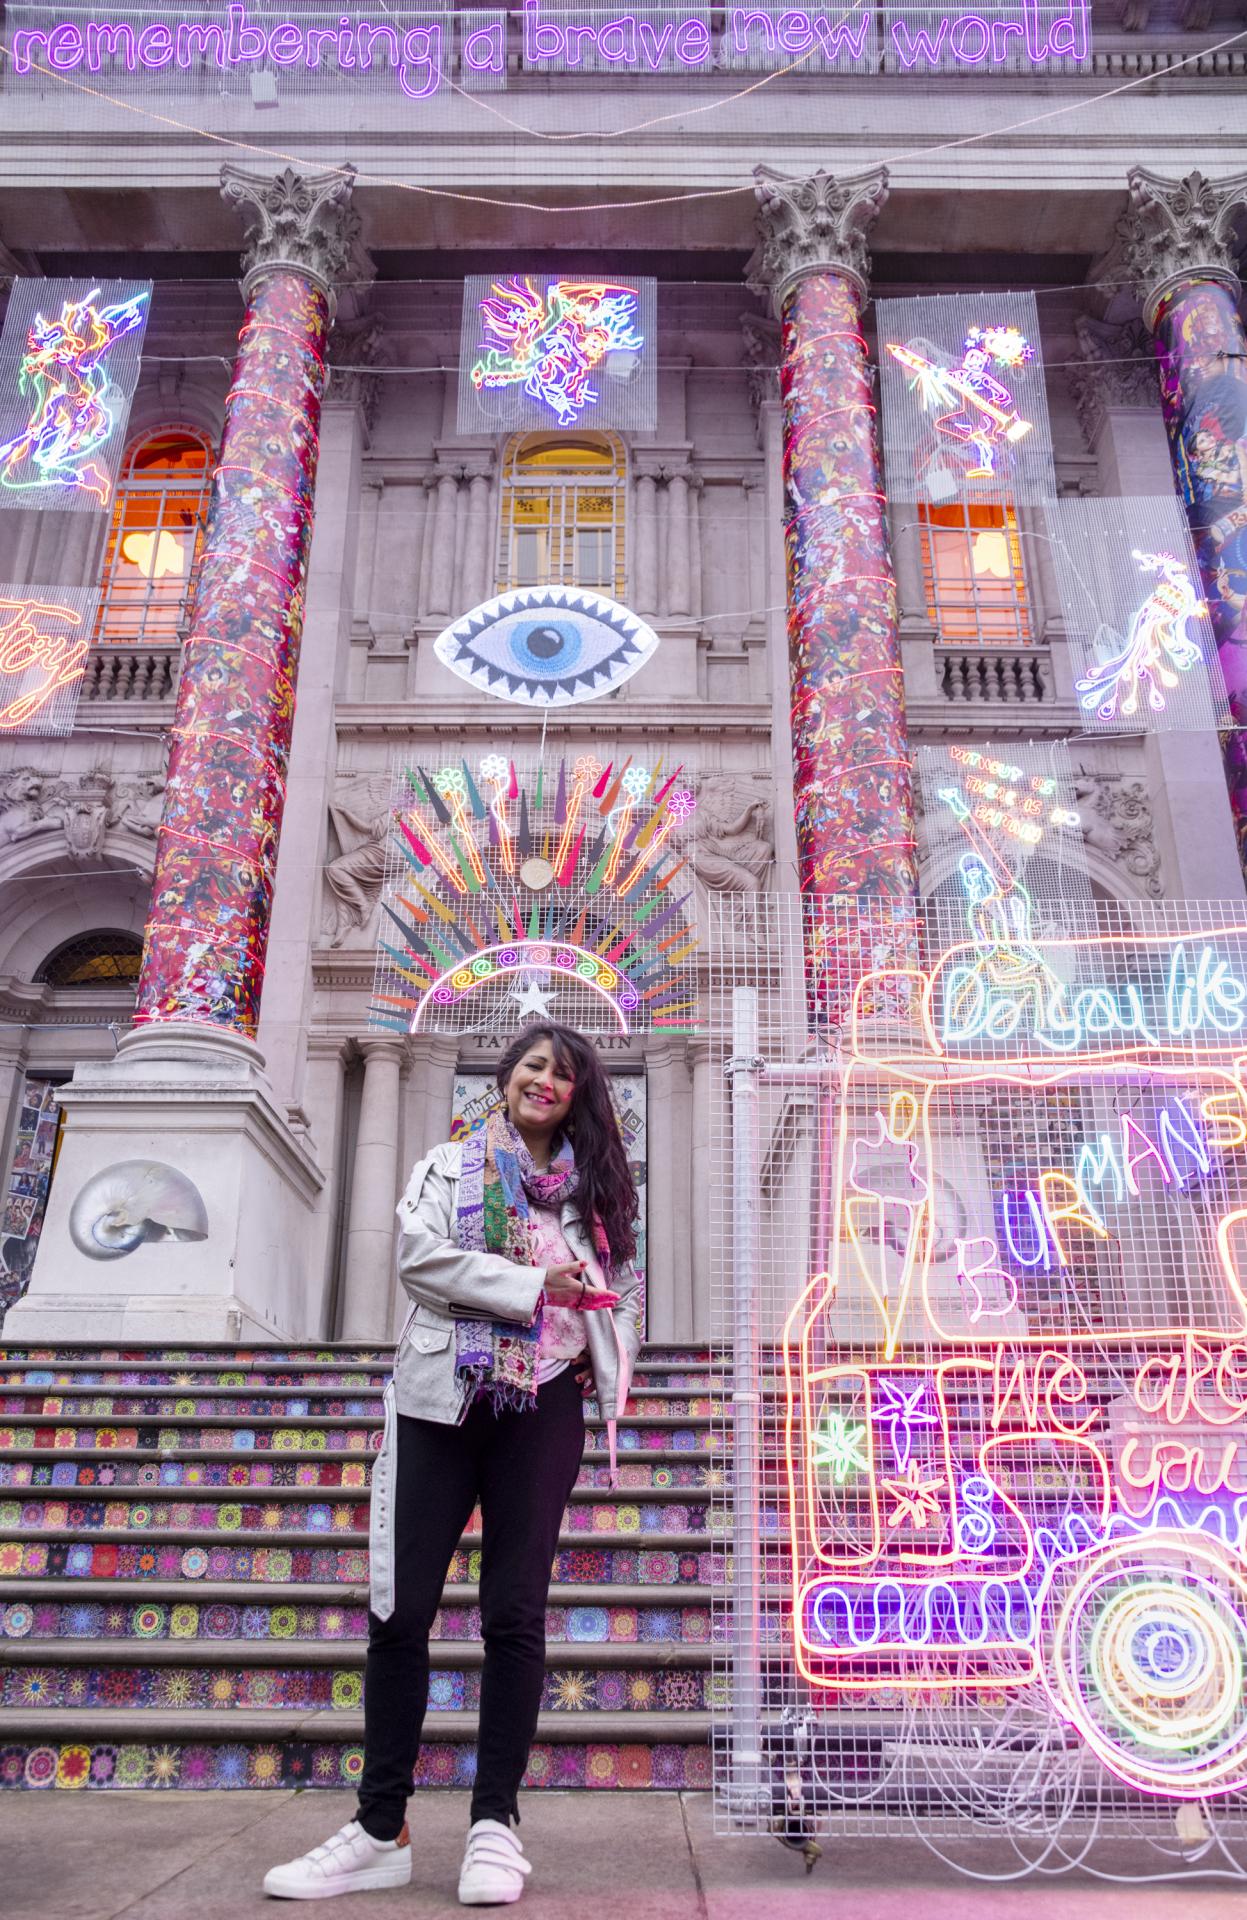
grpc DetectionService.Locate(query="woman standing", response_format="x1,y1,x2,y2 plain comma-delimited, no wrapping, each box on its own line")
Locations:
264,1023,642,1905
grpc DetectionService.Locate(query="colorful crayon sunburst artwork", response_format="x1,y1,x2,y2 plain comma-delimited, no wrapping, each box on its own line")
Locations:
368,754,700,1037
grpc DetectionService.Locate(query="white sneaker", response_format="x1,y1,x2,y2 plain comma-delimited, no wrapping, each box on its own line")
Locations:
458,1820,532,1906
263,1819,412,1900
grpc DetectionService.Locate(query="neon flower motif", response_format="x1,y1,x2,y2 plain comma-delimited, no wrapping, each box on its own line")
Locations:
887,324,1034,482
470,278,644,427
1075,551,1207,723
882,1461,947,1531
0,286,149,505
870,1377,939,1471
813,1411,870,1485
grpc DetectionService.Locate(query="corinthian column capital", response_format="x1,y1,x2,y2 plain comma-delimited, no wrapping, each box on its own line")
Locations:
221,164,362,305
1122,166,1247,326
747,165,889,312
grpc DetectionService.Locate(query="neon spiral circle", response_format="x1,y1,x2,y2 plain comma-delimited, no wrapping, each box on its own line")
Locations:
1039,1532,1247,1797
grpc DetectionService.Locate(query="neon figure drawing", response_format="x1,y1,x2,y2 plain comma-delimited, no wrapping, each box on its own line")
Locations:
469,277,645,427
1075,550,1208,723
887,324,1035,487
0,285,149,506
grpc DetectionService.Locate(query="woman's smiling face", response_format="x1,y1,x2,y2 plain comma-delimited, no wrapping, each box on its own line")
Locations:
503,1034,576,1138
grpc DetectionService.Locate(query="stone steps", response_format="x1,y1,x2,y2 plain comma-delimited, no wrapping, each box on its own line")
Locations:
0,1342,727,1794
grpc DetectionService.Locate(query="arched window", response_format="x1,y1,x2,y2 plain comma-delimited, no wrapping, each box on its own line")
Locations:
35,930,143,988
94,429,213,647
497,434,625,597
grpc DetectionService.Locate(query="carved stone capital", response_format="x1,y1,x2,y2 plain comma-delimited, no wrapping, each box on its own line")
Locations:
1121,167,1247,327
1068,314,1161,447
326,313,386,428
747,165,888,312
221,164,362,304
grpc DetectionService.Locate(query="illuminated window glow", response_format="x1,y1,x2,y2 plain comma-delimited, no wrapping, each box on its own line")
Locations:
920,499,1031,644
497,434,625,597
95,429,212,648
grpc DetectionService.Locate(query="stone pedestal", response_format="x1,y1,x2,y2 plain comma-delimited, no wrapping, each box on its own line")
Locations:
5,1026,324,1343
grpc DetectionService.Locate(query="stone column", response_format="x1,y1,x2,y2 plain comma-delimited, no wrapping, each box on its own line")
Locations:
462,465,493,607
1124,166,1247,871
341,1033,408,1340
633,467,659,614
426,469,460,617
134,165,358,1038
748,166,917,906
665,468,692,617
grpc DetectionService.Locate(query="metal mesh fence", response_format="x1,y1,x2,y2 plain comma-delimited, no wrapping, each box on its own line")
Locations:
709,891,1247,1872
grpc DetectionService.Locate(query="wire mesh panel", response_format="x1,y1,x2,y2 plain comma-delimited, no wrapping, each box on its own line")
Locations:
458,276,657,434
876,292,1054,507
0,278,151,513
709,891,1247,1872
1048,496,1229,734
0,583,100,734
368,752,698,1038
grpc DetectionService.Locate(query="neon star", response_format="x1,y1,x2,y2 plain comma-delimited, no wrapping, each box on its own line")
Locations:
813,1412,869,1485
882,1460,947,1530
870,1377,939,1471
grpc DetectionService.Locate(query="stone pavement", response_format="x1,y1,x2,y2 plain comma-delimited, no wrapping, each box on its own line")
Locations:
4,1791,1247,1920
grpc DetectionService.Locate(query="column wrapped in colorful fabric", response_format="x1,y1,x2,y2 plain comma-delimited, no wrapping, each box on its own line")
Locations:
749,166,917,1022
133,165,358,1037
1125,167,1247,872
750,166,916,905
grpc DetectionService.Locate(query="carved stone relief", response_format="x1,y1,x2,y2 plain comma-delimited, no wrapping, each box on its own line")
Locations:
692,776,774,894
321,772,393,946
0,766,166,862
1071,770,1163,897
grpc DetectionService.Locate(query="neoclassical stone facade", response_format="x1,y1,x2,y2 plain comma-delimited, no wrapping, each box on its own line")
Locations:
0,56,1245,1340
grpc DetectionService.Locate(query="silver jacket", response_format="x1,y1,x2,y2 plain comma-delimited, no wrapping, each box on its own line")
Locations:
370,1138,643,1619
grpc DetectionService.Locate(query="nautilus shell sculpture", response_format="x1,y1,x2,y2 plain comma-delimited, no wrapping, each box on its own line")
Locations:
68,1159,208,1261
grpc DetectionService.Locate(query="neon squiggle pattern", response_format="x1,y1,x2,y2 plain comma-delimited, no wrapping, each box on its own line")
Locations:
470,277,644,427
0,285,149,506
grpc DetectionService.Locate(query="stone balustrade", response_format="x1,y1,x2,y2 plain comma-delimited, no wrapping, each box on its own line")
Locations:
935,644,1054,706
80,646,180,704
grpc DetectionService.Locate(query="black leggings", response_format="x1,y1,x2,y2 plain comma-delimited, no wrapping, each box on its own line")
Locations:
356,1366,586,1839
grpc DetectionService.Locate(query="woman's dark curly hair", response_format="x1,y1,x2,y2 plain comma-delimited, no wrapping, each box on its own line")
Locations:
495,1023,638,1269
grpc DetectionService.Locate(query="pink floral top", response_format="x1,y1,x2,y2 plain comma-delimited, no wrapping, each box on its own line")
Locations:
529,1201,598,1386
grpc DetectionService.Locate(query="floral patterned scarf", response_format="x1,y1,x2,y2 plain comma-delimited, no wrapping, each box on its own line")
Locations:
455,1107,611,1412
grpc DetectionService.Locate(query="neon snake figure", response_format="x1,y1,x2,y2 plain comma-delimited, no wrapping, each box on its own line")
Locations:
1075,550,1208,723
887,324,1035,483
470,277,644,426
0,286,150,506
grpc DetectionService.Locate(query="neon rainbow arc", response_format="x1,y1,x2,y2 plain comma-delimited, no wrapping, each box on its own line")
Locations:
469,277,645,427
0,282,150,507
368,753,699,1035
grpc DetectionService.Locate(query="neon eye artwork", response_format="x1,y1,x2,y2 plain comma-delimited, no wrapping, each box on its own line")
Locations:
368,754,698,1037
1075,550,1208,723
469,276,645,427
432,587,660,707
0,282,150,508
886,323,1034,483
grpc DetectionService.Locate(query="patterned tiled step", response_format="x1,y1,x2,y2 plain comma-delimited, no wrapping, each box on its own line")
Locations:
1,1493,714,1536
0,1453,724,1492
0,1417,719,1450
2,1587,716,1645
2,1638,718,1716
0,1710,714,1791
2,1538,718,1586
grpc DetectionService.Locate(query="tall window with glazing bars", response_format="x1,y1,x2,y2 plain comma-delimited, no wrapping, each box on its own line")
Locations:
496,433,626,598
94,429,213,647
